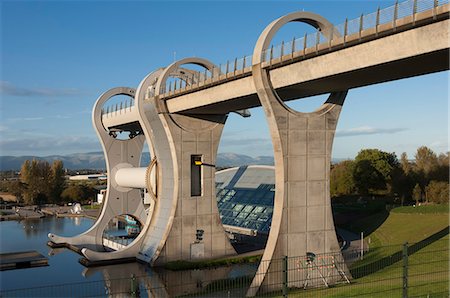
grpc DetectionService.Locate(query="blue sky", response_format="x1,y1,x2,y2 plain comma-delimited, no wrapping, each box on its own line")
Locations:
1,0,448,159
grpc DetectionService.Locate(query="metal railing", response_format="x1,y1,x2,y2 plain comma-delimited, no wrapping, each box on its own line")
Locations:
161,0,448,97
101,98,135,117
1,238,448,297
98,0,447,116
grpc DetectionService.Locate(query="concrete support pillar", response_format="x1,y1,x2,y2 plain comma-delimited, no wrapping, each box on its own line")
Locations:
136,60,236,265
153,112,236,264
247,12,349,296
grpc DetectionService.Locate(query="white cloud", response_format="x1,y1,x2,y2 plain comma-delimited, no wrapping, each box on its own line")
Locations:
0,136,100,156
0,81,83,97
336,126,408,137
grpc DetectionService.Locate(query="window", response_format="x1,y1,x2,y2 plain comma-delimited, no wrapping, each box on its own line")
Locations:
191,155,202,196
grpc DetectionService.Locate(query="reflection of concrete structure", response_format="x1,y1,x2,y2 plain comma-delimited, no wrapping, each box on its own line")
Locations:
82,262,169,298
48,0,449,295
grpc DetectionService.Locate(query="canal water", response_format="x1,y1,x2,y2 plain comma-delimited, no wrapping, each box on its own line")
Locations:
0,217,256,297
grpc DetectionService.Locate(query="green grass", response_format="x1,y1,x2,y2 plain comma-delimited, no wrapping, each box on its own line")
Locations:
82,204,101,210
391,204,449,214
349,210,448,270
287,236,449,297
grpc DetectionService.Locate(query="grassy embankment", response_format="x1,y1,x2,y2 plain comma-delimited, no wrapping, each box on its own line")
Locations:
292,204,449,297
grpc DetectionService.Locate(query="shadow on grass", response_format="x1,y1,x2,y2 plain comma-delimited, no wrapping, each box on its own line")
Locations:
337,210,389,236
351,226,449,278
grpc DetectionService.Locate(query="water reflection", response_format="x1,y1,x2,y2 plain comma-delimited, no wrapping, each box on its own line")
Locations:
81,261,257,297
83,263,169,297
1,217,257,297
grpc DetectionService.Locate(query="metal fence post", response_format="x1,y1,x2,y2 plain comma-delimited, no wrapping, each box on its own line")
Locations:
282,256,288,297
130,274,139,297
402,242,408,298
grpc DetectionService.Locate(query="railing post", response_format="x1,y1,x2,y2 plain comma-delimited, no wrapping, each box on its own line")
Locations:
243,55,246,69
412,0,417,25
282,256,288,297
204,68,207,83
393,0,398,30
225,60,229,78
402,242,409,298
359,14,363,40
269,45,273,67
376,7,380,36
291,37,295,59
303,33,307,57
343,18,348,46
315,29,319,54
280,41,284,61
233,58,237,76
433,0,438,20
328,27,333,50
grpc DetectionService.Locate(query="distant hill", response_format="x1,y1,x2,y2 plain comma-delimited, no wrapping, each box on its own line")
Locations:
0,152,274,171
0,152,351,171
0,152,107,171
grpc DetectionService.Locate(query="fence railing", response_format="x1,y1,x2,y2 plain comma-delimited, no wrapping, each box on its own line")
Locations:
1,238,447,297
99,0,448,118
160,0,448,97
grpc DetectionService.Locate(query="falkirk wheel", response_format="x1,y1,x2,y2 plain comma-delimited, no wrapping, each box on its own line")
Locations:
49,10,352,296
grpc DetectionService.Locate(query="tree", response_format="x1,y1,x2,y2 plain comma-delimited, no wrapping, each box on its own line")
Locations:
353,149,399,195
50,160,65,203
20,159,52,205
400,152,411,174
61,184,97,204
330,160,355,196
426,181,449,204
414,146,438,176
412,183,422,205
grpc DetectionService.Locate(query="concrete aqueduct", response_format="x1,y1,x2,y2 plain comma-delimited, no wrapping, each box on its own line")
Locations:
49,0,449,295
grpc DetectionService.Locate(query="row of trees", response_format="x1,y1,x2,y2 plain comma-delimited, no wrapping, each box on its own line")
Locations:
4,160,99,205
330,146,449,204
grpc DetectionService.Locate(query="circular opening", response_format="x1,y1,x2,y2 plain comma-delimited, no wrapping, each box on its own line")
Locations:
100,94,142,140
102,214,143,249
163,63,213,94
284,93,330,113
264,21,332,114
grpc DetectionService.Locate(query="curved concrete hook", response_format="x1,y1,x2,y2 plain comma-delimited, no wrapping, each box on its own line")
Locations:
252,11,339,65
49,87,147,246
134,68,181,264
252,11,346,116
154,57,216,96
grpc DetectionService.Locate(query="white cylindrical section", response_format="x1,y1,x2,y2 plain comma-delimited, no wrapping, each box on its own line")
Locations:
115,167,147,189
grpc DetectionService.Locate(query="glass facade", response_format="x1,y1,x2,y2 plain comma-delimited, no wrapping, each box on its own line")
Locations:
216,166,275,233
